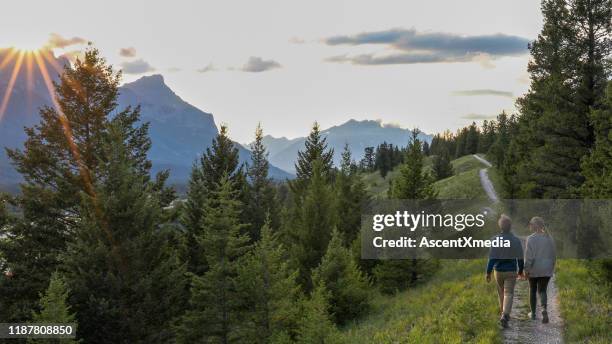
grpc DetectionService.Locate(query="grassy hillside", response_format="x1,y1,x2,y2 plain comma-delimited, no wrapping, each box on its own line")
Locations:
555,260,611,343
341,260,500,344
363,154,498,199
344,155,503,343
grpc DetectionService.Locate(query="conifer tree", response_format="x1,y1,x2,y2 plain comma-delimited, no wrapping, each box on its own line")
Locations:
236,223,302,342
181,125,247,275
512,0,610,197
245,124,280,241
176,176,251,343
360,147,375,171
431,147,454,181
61,124,186,343
295,283,343,344
389,130,437,199
29,272,78,344
290,122,334,195
465,122,480,154
1,47,158,322
312,230,370,324
335,145,369,245
382,130,438,293
581,82,612,197
289,160,336,289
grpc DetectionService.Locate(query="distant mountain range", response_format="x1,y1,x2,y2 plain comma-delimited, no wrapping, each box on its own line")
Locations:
258,119,432,173
0,49,433,192
117,75,293,182
0,50,291,191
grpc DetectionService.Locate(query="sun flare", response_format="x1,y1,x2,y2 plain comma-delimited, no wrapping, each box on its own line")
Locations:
10,37,48,53
0,48,63,122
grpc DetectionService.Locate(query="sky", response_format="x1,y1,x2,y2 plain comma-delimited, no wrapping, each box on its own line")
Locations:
1,0,543,143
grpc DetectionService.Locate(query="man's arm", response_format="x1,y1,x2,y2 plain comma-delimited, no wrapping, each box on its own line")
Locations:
517,237,525,275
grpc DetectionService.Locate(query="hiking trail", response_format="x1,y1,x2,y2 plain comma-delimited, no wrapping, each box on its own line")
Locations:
473,154,564,344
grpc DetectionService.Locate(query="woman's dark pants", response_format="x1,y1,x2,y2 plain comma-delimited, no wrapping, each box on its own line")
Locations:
528,277,551,313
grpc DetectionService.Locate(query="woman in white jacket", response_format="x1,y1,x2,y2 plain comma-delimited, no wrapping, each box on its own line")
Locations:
524,216,556,324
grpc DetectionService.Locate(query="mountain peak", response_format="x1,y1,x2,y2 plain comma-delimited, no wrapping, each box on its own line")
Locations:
124,74,167,90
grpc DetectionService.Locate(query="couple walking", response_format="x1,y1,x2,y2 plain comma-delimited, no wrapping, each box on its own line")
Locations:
486,215,556,328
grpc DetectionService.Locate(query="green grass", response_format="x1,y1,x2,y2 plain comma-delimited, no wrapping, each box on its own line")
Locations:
451,155,485,174
340,260,501,344
555,260,611,344
362,155,491,199
434,169,485,199
348,154,506,343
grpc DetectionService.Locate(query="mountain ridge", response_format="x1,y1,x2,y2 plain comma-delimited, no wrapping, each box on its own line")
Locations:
257,119,433,173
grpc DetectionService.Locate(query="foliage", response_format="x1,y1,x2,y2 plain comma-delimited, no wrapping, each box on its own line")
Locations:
29,272,78,344
312,230,371,324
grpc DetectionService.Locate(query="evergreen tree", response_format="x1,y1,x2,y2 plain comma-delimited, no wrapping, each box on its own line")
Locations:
1,47,156,322
581,82,612,197
375,142,393,178
431,147,454,181
422,141,431,156
389,130,437,199
29,272,78,344
335,145,369,245
245,124,280,242
295,283,343,344
312,230,370,324
291,122,334,194
176,176,251,344
511,0,611,198
478,120,496,153
360,147,375,171
236,223,302,342
62,124,187,343
383,129,438,293
181,125,247,275
465,122,480,154
289,160,336,289
454,127,468,158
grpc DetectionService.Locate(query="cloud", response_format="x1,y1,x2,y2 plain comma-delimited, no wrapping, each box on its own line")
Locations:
119,47,137,57
461,113,497,120
452,89,513,98
59,50,85,63
167,67,181,73
197,63,216,73
240,56,281,72
47,33,87,49
120,59,156,74
324,28,529,65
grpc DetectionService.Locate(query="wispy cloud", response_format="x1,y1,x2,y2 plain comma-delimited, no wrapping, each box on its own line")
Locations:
47,33,87,49
461,113,497,120
197,63,216,73
119,47,137,57
324,28,529,66
121,59,155,74
452,89,513,98
240,56,281,72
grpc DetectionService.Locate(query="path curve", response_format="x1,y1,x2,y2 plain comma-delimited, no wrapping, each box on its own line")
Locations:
472,154,564,344
473,154,498,203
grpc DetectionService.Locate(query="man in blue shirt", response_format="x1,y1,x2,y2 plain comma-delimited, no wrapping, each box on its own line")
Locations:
486,214,524,328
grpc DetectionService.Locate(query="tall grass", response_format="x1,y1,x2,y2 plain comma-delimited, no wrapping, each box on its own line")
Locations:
340,260,501,344
555,260,611,344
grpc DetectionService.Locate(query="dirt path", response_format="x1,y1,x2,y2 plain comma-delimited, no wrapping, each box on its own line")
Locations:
473,154,564,344
503,276,564,344
473,154,498,203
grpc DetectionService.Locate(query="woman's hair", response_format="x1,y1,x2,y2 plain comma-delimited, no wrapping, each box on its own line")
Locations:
529,216,546,232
